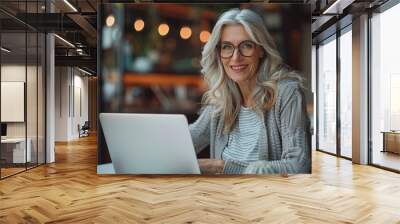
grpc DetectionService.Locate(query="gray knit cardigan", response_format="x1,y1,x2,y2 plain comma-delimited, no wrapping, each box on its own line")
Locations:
189,79,311,174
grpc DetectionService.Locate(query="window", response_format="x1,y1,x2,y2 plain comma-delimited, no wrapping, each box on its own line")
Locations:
317,36,337,154
370,2,400,171
339,28,352,158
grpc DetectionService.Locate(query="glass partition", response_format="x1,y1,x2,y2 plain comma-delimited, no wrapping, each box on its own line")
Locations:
27,31,38,169
0,1,46,179
1,31,28,177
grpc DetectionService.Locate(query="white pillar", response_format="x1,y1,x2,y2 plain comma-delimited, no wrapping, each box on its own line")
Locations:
45,0,55,163
352,14,369,164
46,32,55,163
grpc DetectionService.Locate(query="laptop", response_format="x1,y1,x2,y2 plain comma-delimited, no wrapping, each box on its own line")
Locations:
99,113,200,174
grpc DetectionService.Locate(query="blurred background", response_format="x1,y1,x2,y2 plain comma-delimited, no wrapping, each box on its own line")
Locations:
98,3,311,164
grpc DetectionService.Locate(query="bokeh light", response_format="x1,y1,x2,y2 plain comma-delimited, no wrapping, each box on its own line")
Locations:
158,23,169,36
199,30,210,43
105,15,115,27
134,19,145,31
180,26,192,39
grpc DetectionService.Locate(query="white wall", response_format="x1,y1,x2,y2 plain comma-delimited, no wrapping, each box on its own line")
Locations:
1,65,27,139
55,67,69,141
55,67,89,141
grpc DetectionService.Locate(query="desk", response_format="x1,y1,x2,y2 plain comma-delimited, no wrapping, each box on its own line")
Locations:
381,131,400,154
1,138,31,163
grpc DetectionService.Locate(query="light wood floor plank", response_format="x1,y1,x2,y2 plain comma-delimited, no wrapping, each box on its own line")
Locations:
0,135,400,223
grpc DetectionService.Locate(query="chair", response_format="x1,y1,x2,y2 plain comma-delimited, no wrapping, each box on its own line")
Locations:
79,121,90,138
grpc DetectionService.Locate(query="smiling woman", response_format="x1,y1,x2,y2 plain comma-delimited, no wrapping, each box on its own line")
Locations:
219,25,264,105
189,8,311,175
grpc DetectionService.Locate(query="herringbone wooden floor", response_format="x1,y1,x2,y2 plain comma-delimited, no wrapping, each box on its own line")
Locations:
1,135,400,224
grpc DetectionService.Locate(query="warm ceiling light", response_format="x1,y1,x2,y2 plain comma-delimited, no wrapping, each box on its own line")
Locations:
106,15,115,27
199,30,210,43
54,34,75,48
134,19,145,32
63,0,78,12
180,26,192,40
158,23,169,36
1,47,11,53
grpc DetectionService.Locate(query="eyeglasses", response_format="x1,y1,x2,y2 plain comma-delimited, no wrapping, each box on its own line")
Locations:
218,40,257,59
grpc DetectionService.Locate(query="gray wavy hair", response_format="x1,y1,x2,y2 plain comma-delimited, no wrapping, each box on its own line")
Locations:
200,8,302,133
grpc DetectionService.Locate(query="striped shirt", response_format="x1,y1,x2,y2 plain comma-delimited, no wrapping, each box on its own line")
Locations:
222,106,267,162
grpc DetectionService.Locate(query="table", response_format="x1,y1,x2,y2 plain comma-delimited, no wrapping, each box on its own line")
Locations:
1,138,32,163
381,131,400,154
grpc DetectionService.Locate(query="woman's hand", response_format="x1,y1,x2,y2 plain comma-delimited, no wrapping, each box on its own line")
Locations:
198,159,225,175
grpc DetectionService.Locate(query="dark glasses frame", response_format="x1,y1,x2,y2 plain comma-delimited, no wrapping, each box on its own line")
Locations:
217,40,258,59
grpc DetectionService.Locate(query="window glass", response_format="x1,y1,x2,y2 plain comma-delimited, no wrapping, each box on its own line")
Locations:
340,29,352,158
317,36,337,154
371,3,400,171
